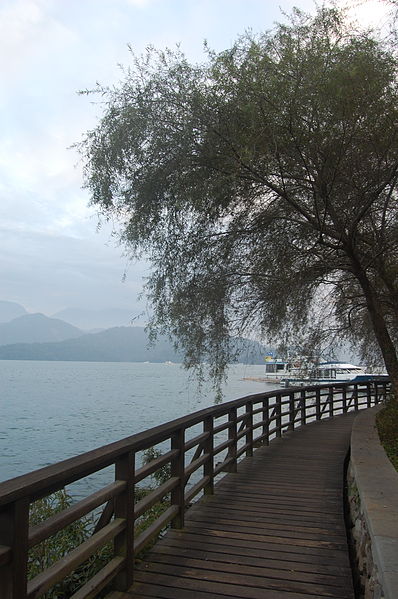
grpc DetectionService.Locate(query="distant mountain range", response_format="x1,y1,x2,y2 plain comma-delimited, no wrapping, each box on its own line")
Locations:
51,307,138,330
0,313,83,345
0,300,139,331
0,326,174,362
0,301,267,364
0,326,266,364
0,300,28,323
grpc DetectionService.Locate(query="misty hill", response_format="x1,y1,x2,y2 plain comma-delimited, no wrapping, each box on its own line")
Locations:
0,326,267,364
52,307,138,330
0,313,83,346
0,300,27,323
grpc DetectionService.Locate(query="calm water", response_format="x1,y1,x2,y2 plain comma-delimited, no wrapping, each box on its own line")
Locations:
0,360,278,488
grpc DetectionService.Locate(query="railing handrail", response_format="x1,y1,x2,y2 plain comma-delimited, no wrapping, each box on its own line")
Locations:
0,378,390,599
0,381,361,505
0,390,259,505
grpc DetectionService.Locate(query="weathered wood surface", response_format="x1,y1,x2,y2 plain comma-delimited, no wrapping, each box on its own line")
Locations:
122,413,356,599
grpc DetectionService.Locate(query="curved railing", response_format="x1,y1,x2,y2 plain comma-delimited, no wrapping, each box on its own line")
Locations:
0,379,389,598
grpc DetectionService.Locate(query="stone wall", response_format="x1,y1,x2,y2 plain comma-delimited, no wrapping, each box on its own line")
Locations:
348,406,398,599
347,467,383,598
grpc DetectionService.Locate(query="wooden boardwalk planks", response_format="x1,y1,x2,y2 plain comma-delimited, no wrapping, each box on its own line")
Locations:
123,413,356,598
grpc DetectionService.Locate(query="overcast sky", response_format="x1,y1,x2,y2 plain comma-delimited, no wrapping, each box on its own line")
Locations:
0,0,390,318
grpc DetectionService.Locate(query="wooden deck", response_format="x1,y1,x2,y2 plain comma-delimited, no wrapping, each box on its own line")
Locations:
119,413,356,599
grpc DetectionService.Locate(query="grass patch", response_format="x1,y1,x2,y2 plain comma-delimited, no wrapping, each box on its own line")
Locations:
376,398,398,472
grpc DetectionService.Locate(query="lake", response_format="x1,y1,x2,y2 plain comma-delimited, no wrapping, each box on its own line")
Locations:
0,360,278,489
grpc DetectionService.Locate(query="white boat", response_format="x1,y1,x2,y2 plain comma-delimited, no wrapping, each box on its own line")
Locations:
263,356,314,383
263,357,289,382
280,361,388,387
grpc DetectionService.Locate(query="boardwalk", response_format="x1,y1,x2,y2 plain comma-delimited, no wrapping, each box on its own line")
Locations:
117,413,356,599
5,382,386,597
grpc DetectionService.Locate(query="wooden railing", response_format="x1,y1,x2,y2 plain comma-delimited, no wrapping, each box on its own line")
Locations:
0,379,389,598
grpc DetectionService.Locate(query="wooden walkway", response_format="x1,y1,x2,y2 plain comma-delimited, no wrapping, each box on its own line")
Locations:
119,413,356,599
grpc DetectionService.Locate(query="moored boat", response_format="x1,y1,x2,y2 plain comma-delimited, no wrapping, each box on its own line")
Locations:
263,355,315,383
281,361,388,387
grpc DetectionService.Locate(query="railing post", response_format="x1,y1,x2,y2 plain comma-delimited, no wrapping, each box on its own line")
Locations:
246,402,253,457
114,451,135,591
0,498,29,599
171,428,185,528
227,408,238,472
380,382,385,403
366,382,372,408
204,416,214,495
300,389,306,426
374,382,380,404
379,382,385,404
262,397,270,445
342,385,347,413
328,387,334,418
289,392,295,430
275,397,282,437
382,381,388,403
315,388,321,420
354,384,359,411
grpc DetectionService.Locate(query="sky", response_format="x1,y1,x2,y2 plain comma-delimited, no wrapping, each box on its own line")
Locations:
0,0,391,319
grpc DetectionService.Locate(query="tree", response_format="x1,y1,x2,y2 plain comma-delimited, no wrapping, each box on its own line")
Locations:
79,7,398,396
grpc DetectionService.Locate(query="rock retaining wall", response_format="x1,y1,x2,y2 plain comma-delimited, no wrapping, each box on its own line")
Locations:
348,406,398,599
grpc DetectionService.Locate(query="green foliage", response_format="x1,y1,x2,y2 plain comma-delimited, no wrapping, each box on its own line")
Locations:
134,487,170,547
29,490,87,583
377,398,398,471
141,446,171,486
134,447,171,554
28,490,112,598
28,450,172,595
79,6,398,391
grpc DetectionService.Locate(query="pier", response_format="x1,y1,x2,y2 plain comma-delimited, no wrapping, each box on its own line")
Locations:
0,380,389,598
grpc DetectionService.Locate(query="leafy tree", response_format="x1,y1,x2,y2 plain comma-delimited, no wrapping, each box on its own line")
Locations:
79,7,398,396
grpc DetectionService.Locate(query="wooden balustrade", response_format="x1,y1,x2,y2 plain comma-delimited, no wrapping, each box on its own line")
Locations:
0,379,390,598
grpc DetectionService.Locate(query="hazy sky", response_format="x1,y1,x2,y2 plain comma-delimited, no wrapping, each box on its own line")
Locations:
0,0,390,317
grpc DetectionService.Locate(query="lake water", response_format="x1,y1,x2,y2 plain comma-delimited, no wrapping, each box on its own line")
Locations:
0,360,279,489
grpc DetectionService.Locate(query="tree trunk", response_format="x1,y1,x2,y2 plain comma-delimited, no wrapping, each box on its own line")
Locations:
351,258,398,400
376,261,398,325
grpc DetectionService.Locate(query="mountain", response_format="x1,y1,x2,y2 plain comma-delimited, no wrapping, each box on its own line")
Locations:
0,327,178,362
0,300,27,323
0,313,83,346
0,326,267,364
51,307,139,330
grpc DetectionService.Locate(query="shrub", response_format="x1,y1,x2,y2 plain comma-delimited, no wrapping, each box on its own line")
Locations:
376,398,398,472
27,448,171,596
